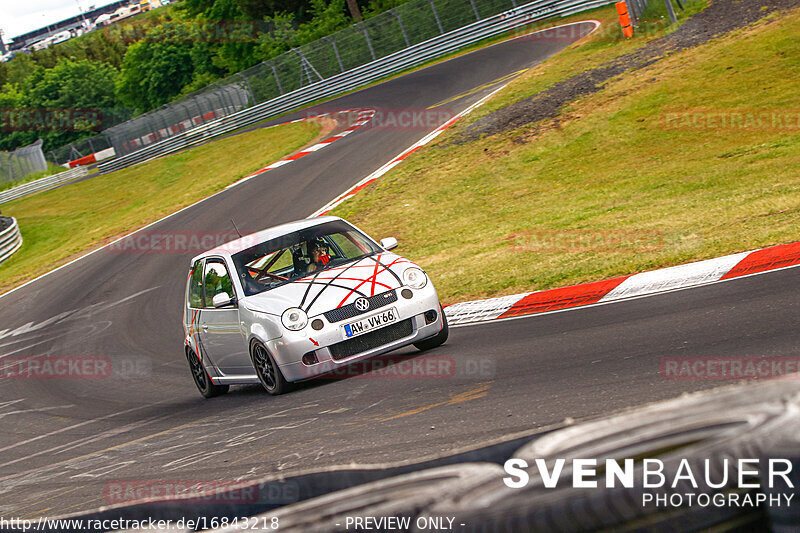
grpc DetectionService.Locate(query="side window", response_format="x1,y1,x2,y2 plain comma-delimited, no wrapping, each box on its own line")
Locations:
188,260,204,308
203,259,233,307
330,232,367,257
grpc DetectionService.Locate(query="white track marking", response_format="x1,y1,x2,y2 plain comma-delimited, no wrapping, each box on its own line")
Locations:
0,402,165,455
0,405,73,421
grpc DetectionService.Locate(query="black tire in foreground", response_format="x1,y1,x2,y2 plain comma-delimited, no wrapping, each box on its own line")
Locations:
186,348,229,398
251,340,292,395
415,380,800,532
215,463,504,533
414,307,449,351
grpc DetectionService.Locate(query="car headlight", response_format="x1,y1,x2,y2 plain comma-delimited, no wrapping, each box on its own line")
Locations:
402,267,427,289
281,307,308,331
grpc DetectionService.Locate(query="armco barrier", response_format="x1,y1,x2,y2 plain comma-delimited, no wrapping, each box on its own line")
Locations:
0,217,22,263
98,0,614,174
0,166,88,205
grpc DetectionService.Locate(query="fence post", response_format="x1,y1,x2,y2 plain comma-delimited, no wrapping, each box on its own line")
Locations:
389,9,411,48
468,0,481,20
664,0,677,23
323,36,345,73
269,62,284,95
293,48,323,86
193,99,205,125
354,23,376,61
237,73,256,106
426,0,445,34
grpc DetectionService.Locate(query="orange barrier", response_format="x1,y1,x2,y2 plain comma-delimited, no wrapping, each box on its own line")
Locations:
616,1,634,38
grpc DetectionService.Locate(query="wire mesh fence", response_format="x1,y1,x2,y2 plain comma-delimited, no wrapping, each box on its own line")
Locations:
46,134,113,165
49,0,562,165
0,139,48,185
104,83,251,157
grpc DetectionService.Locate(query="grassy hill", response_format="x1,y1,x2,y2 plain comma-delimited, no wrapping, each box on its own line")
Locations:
331,4,800,303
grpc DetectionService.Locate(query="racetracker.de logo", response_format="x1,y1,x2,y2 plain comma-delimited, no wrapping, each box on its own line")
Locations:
662,108,800,132
0,356,112,379
107,231,257,255
0,108,103,132
660,357,800,380
103,480,298,505
104,20,260,44
506,229,665,254
511,20,667,42
301,354,495,380
312,108,456,130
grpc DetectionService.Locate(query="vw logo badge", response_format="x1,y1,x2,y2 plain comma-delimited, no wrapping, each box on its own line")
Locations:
354,298,370,311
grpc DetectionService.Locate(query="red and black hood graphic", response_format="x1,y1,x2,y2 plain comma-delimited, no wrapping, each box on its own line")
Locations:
242,253,414,317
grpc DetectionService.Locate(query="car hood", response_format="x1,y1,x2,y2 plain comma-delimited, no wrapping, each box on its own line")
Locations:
241,252,415,317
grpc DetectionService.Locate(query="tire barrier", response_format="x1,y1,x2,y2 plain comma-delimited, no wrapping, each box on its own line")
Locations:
211,464,504,533
417,379,800,532
0,216,22,263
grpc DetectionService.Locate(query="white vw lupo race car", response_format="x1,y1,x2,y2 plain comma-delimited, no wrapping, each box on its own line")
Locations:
183,216,448,397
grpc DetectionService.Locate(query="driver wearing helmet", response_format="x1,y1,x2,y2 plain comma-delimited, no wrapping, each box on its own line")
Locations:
305,239,331,274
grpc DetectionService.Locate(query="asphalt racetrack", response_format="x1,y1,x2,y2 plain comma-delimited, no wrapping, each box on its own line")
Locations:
1,20,798,518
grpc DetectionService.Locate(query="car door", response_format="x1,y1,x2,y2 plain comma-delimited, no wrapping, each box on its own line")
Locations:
198,257,249,375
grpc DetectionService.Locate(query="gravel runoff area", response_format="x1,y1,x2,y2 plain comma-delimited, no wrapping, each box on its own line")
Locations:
455,0,800,142
0,217,10,232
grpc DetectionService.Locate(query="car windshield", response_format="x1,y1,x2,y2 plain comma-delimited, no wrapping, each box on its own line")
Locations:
231,220,382,296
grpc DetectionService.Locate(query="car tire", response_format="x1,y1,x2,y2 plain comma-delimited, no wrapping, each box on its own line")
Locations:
186,349,229,398
251,340,292,395
414,306,449,351
417,381,800,532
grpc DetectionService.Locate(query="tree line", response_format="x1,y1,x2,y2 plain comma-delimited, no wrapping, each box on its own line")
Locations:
0,0,402,154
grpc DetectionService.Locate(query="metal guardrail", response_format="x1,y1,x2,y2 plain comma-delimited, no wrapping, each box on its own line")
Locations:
99,0,615,174
0,166,89,204
0,217,22,263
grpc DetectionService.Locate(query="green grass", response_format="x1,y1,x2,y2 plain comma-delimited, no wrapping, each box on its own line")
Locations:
0,120,320,293
331,7,800,304
458,0,707,127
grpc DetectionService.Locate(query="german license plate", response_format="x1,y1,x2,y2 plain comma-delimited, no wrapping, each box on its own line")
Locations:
342,307,398,338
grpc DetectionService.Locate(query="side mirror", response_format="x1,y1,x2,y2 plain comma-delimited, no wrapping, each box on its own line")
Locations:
380,237,398,251
212,292,236,308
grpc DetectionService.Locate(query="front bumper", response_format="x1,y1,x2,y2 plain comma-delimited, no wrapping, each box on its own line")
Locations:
269,284,443,382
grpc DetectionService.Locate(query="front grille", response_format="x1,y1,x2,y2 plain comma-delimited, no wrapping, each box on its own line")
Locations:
323,290,398,323
329,319,413,360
